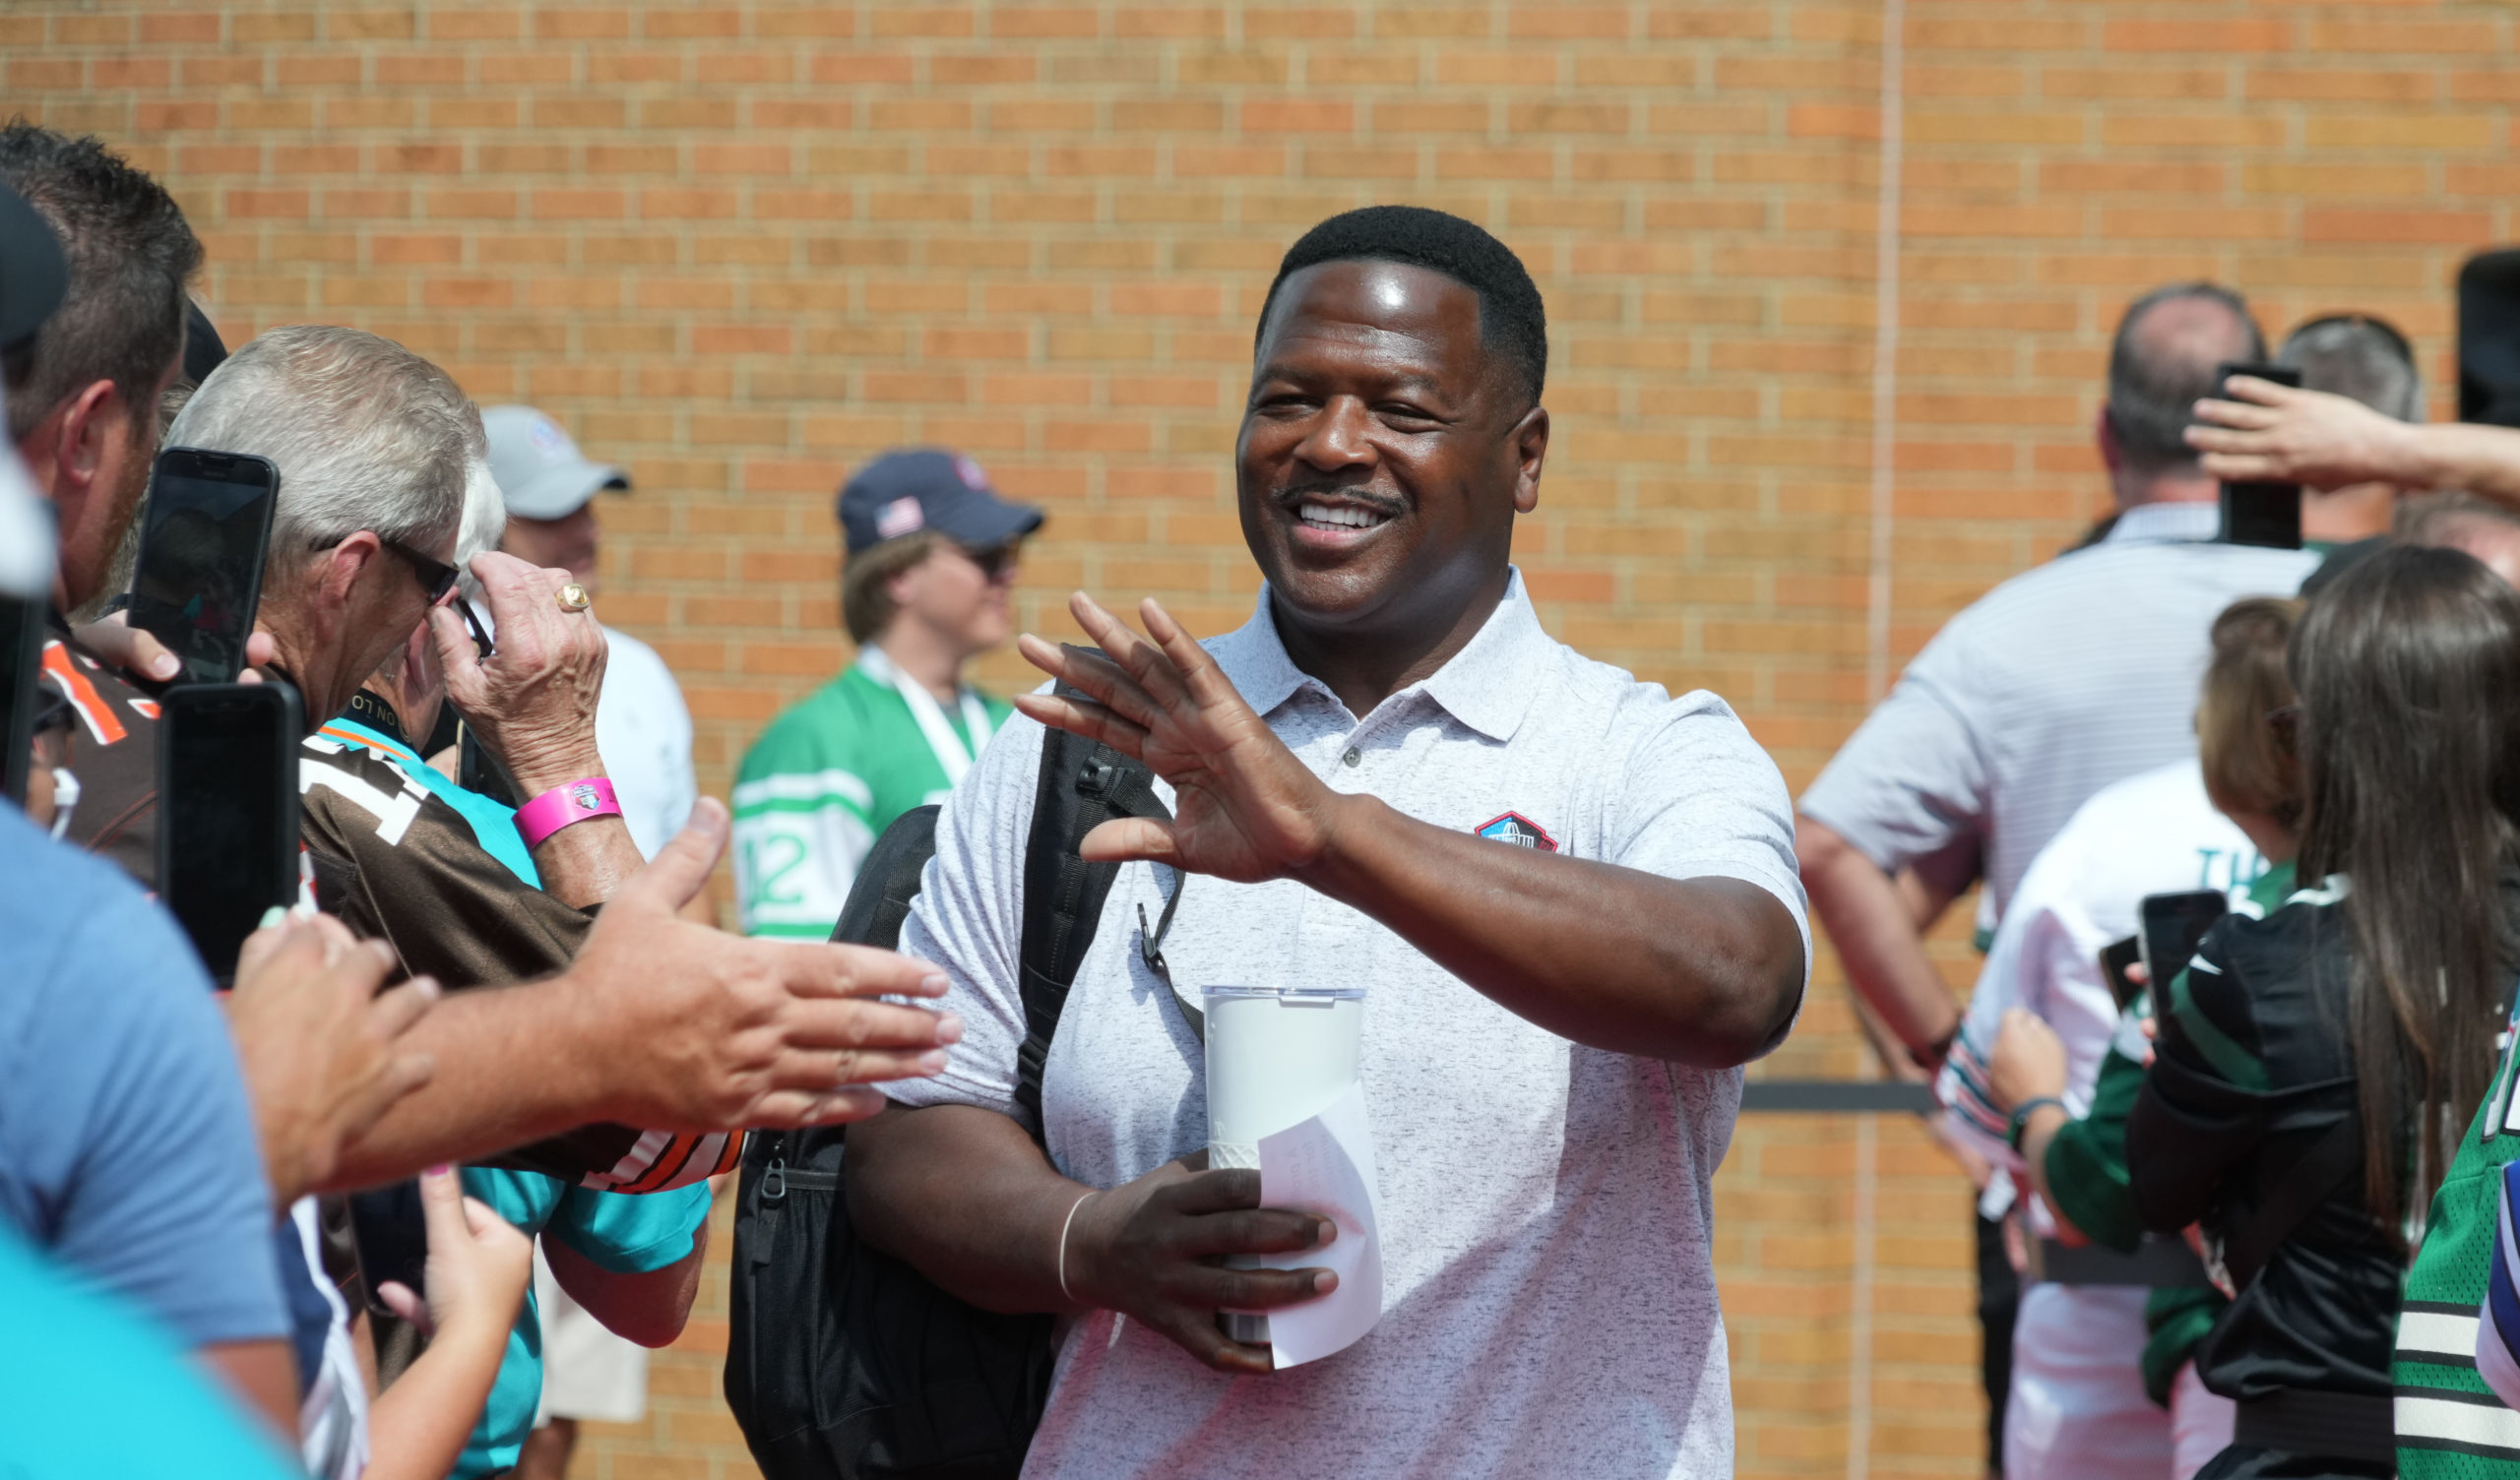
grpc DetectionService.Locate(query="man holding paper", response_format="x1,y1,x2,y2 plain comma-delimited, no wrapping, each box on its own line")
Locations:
846,206,1809,1478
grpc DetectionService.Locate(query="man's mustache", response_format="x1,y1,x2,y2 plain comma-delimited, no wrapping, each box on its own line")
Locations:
1268,483,1407,518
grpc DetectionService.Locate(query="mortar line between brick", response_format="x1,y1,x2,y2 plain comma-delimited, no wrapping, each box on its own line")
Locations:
1852,1,1907,1475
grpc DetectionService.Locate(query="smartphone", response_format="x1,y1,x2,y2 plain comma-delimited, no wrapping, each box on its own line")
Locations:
2137,891,2229,1001
158,680,301,983
346,1182,429,1319
2214,362,2304,550
126,447,282,686
0,594,41,804
2099,934,2144,1013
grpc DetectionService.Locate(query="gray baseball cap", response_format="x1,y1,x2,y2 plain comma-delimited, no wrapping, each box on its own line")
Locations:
482,404,628,520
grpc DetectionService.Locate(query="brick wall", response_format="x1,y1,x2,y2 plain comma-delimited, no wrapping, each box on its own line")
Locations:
17,2,2516,1474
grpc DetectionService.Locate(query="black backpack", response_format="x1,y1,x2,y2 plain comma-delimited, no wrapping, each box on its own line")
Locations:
724,714,1178,1480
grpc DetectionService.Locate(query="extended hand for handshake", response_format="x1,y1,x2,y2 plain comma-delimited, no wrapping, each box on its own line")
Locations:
194,549,964,1204
224,796,960,1204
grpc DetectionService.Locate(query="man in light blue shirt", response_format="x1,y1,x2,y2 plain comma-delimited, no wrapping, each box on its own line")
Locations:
0,801,292,1403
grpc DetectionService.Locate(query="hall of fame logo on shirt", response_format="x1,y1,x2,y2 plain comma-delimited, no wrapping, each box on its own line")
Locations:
1475,812,1557,852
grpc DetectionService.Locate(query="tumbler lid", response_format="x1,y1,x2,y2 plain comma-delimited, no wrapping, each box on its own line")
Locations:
1201,984,1367,1003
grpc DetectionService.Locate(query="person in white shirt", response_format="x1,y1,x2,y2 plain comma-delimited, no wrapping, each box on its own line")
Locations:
1937,596,2305,1480
844,206,1809,1479
479,403,700,1480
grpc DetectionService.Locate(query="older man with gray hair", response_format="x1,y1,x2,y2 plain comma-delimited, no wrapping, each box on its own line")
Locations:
167,324,961,1193
2272,313,2424,546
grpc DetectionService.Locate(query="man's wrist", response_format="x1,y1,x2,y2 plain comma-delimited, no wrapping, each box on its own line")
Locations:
2394,419,2451,490
1288,790,1381,896
507,751,610,806
538,968,623,1124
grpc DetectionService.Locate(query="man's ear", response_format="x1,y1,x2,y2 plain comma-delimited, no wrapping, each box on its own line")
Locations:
1510,404,1549,516
312,532,383,634
30,379,119,499
2096,406,2124,474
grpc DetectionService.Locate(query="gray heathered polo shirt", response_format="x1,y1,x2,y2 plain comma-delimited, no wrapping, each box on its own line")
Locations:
891,569,1808,1480
1800,501,2316,925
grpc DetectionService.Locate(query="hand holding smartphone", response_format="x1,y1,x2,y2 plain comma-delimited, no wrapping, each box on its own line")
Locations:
158,680,302,983
2136,891,2230,1005
2099,935,2144,1013
2213,363,2304,550
126,447,281,687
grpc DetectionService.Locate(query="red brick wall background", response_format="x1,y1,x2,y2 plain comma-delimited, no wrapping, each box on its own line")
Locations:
15,2,2515,1474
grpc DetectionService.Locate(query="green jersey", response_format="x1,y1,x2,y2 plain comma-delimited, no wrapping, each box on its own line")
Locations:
731,651,1011,940
2396,964,2520,1473
2044,860,2295,1405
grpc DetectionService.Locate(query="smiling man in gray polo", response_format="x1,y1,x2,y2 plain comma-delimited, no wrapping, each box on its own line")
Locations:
846,206,1809,1478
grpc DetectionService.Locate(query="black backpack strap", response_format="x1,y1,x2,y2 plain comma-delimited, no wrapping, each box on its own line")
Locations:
830,804,942,953
1013,684,1190,1132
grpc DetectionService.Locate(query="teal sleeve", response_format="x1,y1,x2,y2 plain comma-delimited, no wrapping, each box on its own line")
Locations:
546,1182,712,1274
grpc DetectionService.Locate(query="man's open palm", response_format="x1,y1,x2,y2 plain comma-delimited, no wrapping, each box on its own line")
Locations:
1013,593,1345,884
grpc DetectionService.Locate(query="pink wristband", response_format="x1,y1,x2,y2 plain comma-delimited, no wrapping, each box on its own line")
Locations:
515,777,621,849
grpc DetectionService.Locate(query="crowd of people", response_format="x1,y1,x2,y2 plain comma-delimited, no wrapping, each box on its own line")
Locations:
15,105,2520,1480
1804,280,2520,1480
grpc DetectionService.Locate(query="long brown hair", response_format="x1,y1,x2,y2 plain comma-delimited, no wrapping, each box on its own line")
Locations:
2291,544,2520,1234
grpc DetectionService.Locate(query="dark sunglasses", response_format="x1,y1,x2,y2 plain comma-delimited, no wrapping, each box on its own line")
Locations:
314,531,461,607
386,539,496,658
382,538,462,607
958,541,1022,582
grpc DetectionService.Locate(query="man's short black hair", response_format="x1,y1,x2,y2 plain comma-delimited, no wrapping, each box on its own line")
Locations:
2106,280,2264,477
0,121,201,444
1257,205,1547,407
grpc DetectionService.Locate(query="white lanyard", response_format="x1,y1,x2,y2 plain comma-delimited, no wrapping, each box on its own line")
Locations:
857,645,992,787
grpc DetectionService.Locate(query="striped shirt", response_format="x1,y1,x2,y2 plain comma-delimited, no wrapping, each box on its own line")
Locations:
2398,992,2520,1474
1800,501,2315,923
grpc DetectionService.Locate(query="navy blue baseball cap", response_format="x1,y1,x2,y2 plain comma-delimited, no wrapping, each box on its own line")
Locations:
837,449,1042,558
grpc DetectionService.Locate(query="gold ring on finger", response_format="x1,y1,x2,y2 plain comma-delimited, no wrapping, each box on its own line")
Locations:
556,582,593,613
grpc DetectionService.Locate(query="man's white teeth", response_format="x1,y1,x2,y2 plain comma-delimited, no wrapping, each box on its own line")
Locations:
1298,501,1387,530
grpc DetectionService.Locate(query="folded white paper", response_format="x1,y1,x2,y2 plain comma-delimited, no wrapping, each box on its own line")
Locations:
1253,1081,1383,1369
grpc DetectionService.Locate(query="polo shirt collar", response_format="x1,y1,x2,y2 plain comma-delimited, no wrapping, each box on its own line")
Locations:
2106,500,2220,545
1208,567,1547,743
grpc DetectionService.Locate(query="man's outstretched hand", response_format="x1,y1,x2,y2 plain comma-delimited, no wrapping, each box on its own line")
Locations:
2185,375,2418,491
1014,593,1347,884
558,796,963,1130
